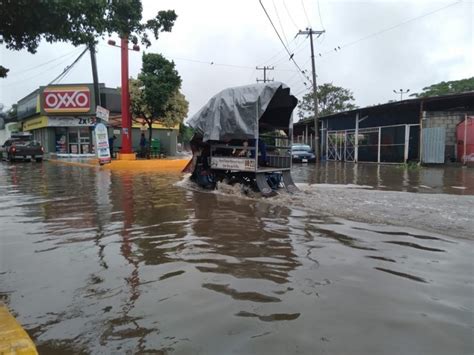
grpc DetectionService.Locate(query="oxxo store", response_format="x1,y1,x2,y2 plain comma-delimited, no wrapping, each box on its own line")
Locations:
20,84,97,156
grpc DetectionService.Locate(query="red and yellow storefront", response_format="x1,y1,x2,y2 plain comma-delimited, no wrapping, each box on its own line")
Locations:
20,84,97,156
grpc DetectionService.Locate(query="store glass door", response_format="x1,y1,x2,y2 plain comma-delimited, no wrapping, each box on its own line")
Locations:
68,128,92,154
68,129,79,154
79,127,91,154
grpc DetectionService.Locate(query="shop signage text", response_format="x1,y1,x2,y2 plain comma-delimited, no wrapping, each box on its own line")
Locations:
48,116,95,127
23,116,48,131
43,86,91,113
132,120,179,130
23,116,96,131
96,105,110,122
94,123,111,165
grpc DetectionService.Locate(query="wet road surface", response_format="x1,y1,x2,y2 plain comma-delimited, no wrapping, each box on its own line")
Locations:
1,162,473,354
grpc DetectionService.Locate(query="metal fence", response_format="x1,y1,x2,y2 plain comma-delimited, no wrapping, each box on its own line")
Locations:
326,124,420,163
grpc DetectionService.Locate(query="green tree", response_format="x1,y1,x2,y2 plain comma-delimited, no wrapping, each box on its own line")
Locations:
0,66,9,78
7,104,18,122
410,77,474,98
161,91,189,128
129,53,186,153
0,0,177,77
179,124,195,149
298,83,357,121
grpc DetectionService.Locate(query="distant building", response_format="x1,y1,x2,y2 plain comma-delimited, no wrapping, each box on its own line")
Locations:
294,91,474,164
14,83,179,157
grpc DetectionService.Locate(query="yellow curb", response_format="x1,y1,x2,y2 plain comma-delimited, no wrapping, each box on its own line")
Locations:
0,303,38,355
116,153,137,161
48,158,191,172
103,158,190,172
48,159,97,169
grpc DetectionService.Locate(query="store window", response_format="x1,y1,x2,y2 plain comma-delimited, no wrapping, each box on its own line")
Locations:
55,128,68,153
68,129,79,154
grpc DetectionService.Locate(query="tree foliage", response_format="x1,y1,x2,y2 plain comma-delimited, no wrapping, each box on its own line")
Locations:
7,104,18,122
129,53,187,149
298,83,357,121
139,53,182,119
0,0,177,77
161,91,189,128
0,66,9,78
179,123,194,146
410,77,474,98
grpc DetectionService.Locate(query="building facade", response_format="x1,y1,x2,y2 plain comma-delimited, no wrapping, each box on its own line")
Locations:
18,84,99,155
15,83,180,157
294,92,474,164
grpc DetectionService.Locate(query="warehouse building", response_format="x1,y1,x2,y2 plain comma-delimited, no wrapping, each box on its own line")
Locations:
293,91,474,164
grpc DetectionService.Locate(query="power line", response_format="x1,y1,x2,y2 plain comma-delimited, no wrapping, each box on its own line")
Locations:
171,56,299,73
247,68,257,83
49,46,88,84
269,37,308,66
102,42,301,75
56,66,74,84
316,0,325,30
6,48,83,78
319,0,462,58
100,42,297,72
272,0,290,47
2,50,86,88
259,0,312,87
301,0,312,27
294,86,311,97
282,0,299,30
259,36,301,66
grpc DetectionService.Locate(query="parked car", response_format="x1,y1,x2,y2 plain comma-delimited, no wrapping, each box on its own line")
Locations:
291,144,316,163
1,135,44,162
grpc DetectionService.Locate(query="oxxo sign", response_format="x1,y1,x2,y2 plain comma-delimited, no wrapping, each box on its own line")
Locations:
43,86,91,113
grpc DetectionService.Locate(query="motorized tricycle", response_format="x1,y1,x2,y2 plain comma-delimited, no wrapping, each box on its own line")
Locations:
184,82,299,197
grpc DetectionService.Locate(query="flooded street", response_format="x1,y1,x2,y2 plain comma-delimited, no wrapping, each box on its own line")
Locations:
1,162,473,354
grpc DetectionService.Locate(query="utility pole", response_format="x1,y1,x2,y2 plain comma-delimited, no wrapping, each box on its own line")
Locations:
89,43,101,107
256,66,274,83
297,28,325,163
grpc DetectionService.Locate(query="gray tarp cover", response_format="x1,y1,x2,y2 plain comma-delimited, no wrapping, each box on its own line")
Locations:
187,82,289,142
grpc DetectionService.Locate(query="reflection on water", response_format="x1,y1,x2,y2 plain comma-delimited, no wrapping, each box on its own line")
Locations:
292,162,474,194
0,163,473,354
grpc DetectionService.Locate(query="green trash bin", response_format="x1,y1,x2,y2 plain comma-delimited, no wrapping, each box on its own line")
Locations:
151,138,161,158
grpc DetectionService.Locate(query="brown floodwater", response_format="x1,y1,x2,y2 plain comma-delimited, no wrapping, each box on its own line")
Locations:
0,162,473,354
291,162,474,195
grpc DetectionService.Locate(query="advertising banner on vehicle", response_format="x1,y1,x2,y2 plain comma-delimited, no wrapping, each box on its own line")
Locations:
94,123,111,165
210,157,256,171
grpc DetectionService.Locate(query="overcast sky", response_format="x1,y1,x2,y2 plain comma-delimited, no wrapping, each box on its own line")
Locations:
1,0,473,121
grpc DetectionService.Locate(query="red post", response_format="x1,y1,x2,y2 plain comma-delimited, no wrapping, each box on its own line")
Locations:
120,36,132,154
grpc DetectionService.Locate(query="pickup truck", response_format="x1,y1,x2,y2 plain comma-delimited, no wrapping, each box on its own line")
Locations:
1,137,44,162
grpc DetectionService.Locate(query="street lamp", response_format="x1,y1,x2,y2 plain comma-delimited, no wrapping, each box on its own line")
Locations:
108,38,140,157
393,88,410,101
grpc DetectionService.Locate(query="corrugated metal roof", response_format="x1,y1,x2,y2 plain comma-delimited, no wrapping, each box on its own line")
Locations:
295,91,474,126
